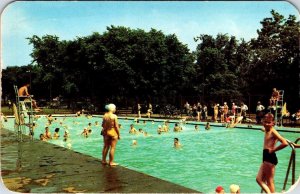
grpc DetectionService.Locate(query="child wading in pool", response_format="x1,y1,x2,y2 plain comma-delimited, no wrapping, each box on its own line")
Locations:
256,113,288,193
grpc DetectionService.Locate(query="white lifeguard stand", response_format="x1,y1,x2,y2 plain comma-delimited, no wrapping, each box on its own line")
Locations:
13,85,35,141
274,90,284,126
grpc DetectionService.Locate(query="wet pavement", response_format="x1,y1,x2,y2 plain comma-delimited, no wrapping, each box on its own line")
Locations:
0,128,199,193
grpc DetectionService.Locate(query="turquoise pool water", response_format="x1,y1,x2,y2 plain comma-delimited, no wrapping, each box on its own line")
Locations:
3,116,300,193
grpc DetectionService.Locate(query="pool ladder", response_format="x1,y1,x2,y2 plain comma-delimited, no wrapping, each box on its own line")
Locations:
282,138,299,192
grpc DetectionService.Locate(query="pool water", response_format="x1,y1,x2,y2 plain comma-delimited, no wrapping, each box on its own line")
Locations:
3,116,300,193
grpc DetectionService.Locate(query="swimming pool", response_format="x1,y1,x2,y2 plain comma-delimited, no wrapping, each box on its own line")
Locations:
3,115,300,193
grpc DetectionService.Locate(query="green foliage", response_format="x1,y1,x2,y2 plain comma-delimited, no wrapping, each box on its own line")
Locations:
246,10,300,107
9,26,193,105
194,33,242,102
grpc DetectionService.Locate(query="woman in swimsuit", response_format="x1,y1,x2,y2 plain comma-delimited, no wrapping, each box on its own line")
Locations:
101,104,120,166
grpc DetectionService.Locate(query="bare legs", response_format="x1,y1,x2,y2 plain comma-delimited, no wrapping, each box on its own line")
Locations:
197,112,200,121
102,140,109,164
256,162,276,193
102,137,118,166
109,139,118,165
214,111,218,122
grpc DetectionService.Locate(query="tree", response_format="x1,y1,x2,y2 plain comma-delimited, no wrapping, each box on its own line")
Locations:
27,35,65,100
194,34,242,103
247,10,300,110
24,26,194,107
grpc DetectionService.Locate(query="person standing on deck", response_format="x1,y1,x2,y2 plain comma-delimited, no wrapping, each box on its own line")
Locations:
213,103,219,122
223,102,229,120
231,103,237,116
202,105,208,120
240,102,248,122
196,102,202,121
101,104,120,166
137,103,142,118
256,101,265,124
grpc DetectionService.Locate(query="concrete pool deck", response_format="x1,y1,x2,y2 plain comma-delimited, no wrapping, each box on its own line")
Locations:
0,128,199,193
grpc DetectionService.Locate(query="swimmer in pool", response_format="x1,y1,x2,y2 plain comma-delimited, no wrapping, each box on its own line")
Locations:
256,113,288,193
215,186,225,194
230,184,240,194
162,121,169,132
138,128,144,134
87,122,92,129
205,122,210,130
44,127,52,139
174,138,182,148
129,124,138,134
132,140,137,146
39,134,47,141
63,130,70,141
47,114,53,124
81,128,89,138
173,123,182,132
53,128,60,139
157,125,163,134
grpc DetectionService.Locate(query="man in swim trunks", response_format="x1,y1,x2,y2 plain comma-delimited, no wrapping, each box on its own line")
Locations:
18,83,41,111
256,113,288,193
101,104,120,166
269,88,279,106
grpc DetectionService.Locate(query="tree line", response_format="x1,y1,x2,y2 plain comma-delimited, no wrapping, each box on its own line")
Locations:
2,10,299,112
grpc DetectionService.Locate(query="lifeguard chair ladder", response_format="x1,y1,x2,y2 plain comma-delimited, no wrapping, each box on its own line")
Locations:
274,90,284,127
13,85,34,141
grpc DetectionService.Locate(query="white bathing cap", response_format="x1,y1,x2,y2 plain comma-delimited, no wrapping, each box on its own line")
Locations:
105,104,116,111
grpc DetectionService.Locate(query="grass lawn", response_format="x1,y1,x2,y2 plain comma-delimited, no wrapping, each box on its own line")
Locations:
1,106,74,116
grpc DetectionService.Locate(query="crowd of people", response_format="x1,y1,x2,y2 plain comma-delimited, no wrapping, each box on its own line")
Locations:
183,101,249,127
132,88,300,128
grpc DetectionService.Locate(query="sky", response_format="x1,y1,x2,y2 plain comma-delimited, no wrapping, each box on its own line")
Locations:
1,1,299,68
